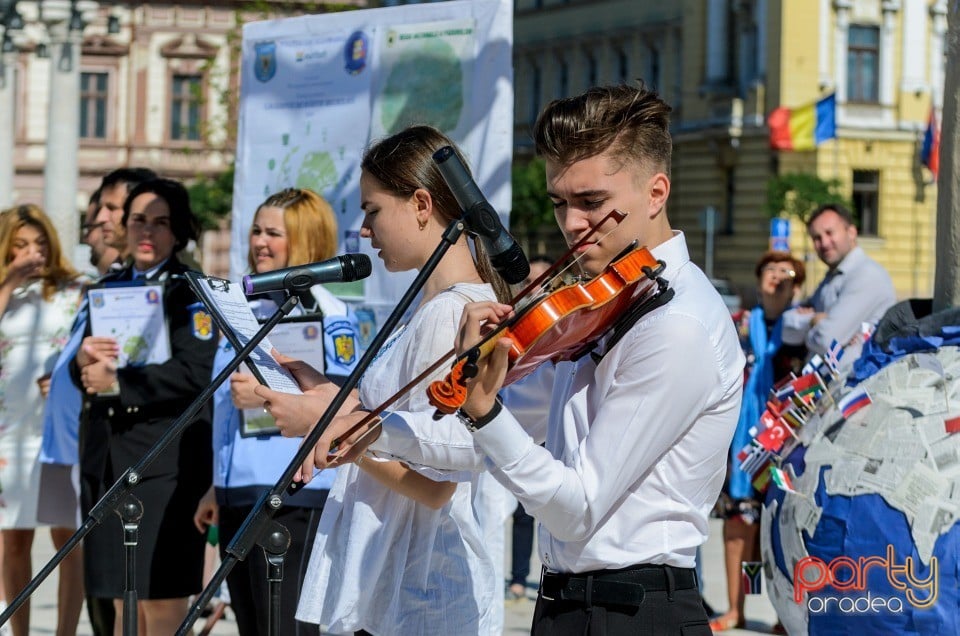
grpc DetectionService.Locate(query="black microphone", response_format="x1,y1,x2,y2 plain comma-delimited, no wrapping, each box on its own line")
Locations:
432,146,530,285
242,254,372,295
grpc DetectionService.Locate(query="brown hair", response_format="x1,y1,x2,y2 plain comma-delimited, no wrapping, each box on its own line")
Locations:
0,204,80,300
362,125,510,303
247,188,338,272
533,83,673,177
754,250,806,287
806,203,854,229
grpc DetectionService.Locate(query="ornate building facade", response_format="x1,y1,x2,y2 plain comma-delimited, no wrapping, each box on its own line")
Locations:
1,1,364,273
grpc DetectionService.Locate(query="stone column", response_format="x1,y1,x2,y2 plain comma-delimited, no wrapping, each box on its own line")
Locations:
40,0,97,253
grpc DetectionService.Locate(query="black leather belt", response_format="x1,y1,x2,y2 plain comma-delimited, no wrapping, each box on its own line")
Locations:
540,565,697,607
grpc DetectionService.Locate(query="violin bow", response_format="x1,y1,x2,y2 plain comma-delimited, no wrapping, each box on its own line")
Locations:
322,208,631,464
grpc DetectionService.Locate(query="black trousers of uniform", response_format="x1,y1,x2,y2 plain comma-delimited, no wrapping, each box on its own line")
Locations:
531,566,712,636
218,503,322,636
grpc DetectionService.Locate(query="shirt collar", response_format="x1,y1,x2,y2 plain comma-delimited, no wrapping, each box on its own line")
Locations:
831,245,865,275
132,258,169,280
649,230,691,282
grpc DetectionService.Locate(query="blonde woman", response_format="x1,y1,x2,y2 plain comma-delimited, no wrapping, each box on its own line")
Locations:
0,204,86,636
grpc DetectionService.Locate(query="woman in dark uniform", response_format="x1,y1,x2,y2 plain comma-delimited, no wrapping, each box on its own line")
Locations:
71,178,217,634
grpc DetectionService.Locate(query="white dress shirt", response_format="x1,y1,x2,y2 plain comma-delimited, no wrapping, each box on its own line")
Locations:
781,246,896,356
371,232,745,573
296,283,501,635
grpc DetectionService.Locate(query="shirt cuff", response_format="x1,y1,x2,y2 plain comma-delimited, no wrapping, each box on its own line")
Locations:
470,406,530,468
368,410,404,458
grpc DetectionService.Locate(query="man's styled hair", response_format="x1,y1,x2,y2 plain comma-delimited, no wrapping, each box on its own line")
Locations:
533,84,673,176
807,203,855,229
100,167,158,194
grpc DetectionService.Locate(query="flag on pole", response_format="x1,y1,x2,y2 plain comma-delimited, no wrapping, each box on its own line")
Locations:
742,562,763,595
921,106,940,180
838,388,873,419
768,93,837,150
769,466,797,493
825,339,844,374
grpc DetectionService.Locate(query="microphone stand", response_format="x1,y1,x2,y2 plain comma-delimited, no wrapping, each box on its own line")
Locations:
0,293,301,635
178,217,470,636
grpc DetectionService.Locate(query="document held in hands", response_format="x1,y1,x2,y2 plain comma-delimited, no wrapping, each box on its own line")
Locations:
87,282,171,368
184,273,303,397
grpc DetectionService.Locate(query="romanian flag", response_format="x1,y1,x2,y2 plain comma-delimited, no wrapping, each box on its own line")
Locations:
921,106,940,180
768,93,837,150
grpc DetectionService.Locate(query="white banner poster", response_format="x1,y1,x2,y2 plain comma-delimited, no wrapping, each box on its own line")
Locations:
234,0,514,347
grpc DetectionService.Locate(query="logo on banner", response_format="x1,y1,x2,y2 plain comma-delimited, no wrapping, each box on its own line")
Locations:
793,546,938,614
254,41,277,83
344,31,368,75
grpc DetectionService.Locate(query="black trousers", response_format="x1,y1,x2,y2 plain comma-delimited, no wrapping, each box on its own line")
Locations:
218,503,322,636
532,565,711,636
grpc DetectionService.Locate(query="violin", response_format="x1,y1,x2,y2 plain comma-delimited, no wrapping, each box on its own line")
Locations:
326,209,668,455
426,240,666,415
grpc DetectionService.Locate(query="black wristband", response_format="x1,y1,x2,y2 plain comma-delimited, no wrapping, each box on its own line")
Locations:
457,397,503,432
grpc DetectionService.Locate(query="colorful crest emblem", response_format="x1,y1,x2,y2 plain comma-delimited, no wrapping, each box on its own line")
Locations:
333,333,356,365
303,325,320,340
343,31,368,75
192,308,214,341
145,289,160,304
254,41,277,83
91,292,104,308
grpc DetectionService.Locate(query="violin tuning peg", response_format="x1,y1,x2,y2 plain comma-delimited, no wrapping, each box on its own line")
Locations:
462,361,479,380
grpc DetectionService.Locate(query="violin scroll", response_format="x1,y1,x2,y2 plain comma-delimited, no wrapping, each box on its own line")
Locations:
427,358,470,416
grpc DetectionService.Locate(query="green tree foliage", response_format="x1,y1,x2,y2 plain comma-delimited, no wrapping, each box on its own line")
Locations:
765,173,852,223
187,165,235,231
511,157,553,233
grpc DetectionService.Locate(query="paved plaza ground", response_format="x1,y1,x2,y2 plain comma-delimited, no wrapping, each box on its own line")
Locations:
18,517,779,635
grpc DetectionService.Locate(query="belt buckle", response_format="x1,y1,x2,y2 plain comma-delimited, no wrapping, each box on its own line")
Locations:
539,569,556,602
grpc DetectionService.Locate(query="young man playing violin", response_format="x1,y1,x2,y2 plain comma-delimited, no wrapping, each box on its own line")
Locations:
285,84,745,635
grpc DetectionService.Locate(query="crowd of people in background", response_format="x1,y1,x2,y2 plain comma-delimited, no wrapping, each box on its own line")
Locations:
0,84,900,636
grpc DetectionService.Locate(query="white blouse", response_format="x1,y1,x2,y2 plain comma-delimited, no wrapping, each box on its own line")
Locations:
297,283,501,636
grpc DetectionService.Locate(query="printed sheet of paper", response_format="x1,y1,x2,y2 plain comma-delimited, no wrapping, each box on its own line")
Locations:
240,318,325,437
87,283,170,368
186,274,302,396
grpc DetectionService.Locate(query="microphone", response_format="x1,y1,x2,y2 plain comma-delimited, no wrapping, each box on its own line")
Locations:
432,146,530,285
242,254,372,295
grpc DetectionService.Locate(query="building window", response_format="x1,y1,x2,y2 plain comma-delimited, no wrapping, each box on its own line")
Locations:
847,25,879,103
617,49,629,83
170,74,202,141
530,65,541,124
647,45,661,89
79,72,108,139
852,170,880,236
